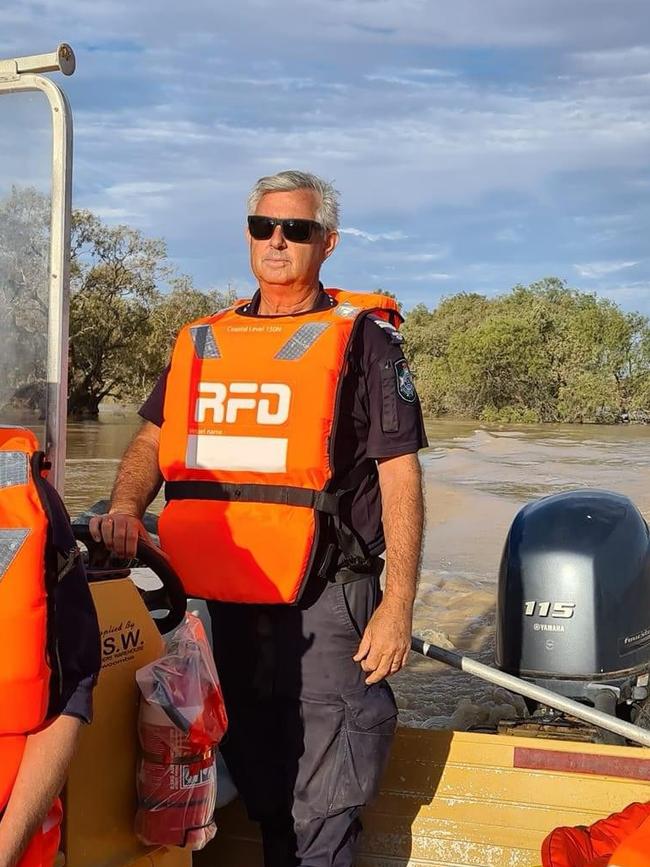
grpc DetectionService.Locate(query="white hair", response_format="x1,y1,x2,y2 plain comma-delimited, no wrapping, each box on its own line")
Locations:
247,170,340,232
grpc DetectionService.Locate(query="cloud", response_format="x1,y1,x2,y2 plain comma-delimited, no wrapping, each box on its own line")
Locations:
495,228,522,243
365,66,457,87
595,281,650,314
340,227,407,242
573,45,650,75
394,251,448,262
573,260,640,279
410,272,454,282
1,0,650,316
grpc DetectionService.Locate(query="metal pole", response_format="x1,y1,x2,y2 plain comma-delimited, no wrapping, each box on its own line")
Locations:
0,44,75,77
0,49,75,492
44,79,73,494
412,636,650,749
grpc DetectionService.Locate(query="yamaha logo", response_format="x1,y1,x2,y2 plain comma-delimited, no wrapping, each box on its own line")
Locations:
195,381,291,425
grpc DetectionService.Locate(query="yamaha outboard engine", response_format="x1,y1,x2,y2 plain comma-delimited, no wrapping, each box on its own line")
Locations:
495,490,650,720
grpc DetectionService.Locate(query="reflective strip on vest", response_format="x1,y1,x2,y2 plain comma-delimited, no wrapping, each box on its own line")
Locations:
190,324,221,359
0,528,30,578
158,288,400,604
274,322,330,360
0,452,29,488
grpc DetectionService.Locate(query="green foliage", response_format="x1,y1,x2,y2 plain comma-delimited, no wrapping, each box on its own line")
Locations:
68,212,237,415
0,187,239,418
68,210,168,416
134,278,236,399
403,277,650,424
0,186,50,411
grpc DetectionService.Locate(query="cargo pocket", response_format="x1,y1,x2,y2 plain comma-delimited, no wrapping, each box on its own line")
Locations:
327,682,397,815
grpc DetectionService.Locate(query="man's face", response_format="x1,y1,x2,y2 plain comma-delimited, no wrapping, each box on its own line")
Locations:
247,189,339,290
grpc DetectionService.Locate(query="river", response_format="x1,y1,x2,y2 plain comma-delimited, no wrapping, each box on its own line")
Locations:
62,412,650,729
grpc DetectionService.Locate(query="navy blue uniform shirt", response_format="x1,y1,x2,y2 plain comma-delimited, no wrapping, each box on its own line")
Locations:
140,288,428,556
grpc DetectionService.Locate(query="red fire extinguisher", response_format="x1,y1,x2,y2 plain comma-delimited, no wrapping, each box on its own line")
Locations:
135,614,228,850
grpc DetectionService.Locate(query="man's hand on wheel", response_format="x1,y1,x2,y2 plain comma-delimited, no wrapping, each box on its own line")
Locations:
88,512,149,559
353,597,413,685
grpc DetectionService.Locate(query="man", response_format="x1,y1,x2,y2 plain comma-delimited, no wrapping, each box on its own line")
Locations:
0,429,101,867
90,170,427,866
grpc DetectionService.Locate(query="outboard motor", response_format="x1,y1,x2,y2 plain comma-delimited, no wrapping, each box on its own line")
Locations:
495,490,650,720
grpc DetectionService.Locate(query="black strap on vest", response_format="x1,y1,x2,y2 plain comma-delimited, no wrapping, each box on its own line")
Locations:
165,480,341,514
164,460,377,568
164,460,375,515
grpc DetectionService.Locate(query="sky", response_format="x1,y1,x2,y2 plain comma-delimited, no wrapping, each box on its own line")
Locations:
2,0,650,313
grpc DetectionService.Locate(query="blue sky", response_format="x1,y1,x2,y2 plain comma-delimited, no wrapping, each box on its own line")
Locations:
3,0,650,313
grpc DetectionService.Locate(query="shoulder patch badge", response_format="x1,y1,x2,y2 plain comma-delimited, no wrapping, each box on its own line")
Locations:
394,358,417,403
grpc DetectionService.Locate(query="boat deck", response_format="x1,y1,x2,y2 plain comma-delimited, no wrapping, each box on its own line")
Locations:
203,727,650,866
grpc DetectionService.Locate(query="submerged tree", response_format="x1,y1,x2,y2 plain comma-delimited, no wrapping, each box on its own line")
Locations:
68,214,237,416
403,277,650,424
0,186,51,412
67,211,170,416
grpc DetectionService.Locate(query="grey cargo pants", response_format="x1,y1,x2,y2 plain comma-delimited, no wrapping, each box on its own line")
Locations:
208,567,397,867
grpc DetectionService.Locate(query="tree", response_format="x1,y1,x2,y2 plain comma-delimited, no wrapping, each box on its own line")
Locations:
401,278,650,423
131,278,237,401
0,186,50,413
67,211,170,416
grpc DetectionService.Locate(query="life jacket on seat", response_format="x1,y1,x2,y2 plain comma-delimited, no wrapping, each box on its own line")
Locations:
158,288,402,604
0,427,76,867
541,801,650,867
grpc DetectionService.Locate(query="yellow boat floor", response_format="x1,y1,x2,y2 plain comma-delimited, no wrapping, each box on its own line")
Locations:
201,727,650,867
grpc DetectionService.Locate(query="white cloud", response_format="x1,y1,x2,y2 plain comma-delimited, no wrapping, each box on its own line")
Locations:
365,68,456,87
105,181,175,196
573,45,650,75
394,251,448,262
411,272,453,282
593,281,650,314
340,227,407,242
574,260,640,279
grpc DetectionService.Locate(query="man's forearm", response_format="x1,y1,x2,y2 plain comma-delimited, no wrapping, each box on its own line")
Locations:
0,716,80,867
378,453,424,607
109,421,163,517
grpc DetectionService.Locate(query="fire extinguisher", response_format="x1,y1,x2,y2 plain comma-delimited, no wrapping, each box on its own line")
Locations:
135,613,228,851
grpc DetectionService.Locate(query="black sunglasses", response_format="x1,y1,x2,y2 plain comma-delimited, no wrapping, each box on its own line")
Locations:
247,215,324,243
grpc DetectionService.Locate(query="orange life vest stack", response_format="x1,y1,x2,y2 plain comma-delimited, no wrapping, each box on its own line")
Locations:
158,288,401,604
0,427,60,866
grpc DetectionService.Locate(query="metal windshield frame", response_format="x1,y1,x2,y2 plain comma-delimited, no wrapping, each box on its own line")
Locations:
0,45,75,492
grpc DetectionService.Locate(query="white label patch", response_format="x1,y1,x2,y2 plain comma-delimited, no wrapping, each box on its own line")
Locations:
187,435,288,473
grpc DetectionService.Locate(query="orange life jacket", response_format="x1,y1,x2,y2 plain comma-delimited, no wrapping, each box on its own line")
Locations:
158,288,401,604
541,801,650,867
0,427,61,867
608,811,650,866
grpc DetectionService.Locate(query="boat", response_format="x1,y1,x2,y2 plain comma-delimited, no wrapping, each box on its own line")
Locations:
2,45,649,867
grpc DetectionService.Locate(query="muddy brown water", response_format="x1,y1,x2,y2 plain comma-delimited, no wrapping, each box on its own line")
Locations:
60,412,650,728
